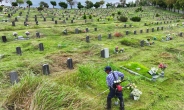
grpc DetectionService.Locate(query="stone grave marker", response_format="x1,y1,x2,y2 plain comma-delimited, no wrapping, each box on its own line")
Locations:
12,21,15,26
36,32,40,38
2,36,7,42
98,34,102,41
8,14,11,17
39,43,44,51
71,20,73,23
67,58,74,69
124,24,126,28
36,21,38,25
108,33,112,39
9,71,19,84
146,28,149,33
75,28,79,34
43,18,46,21
179,32,183,37
126,31,129,35
52,18,54,21
16,47,22,55
55,20,57,24
140,40,144,47
152,28,154,32
140,30,143,33
94,27,97,31
101,48,109,58
63,29,67,35
157,27,159,31
86,36,90,43
86,28,89,32
134,30,136,35
42,64,50,75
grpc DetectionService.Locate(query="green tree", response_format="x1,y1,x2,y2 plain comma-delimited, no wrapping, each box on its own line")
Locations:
77,2,84,9
16,0,24,6
99,0,105,8
106,2,112,8
12,2,18,6
174,0,181,13
26,0,33,7
39,1,49,8
66,0,74,9
50,1,57,8
85,0,93,9
93,2,100,9
58,2,68,9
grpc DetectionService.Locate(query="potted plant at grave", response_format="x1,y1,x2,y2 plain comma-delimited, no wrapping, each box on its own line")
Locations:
158,63,167,77
127,83,142,101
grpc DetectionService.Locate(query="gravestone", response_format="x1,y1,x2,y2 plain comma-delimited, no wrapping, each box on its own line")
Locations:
86,28,89,32
36,32,40,38
94,27,97,31
8,14,11,17
67,58,74,69
108,33,112,39
66,17,68,20
157,27,159,31
39,43,44,51
140,40,144,47
179,32,183,37
86,36,90,43
140,30,143,33
124,24,126,28
42,64,50,75
12,21,15,26
75,28,79,34
15,17,18,22
63,29,67,35
101,48,109,58
43,18,46,21
71,20,73,23
9,71,19,84
52,18,54,21
16,47,22,55
2,36,7,42
98,34,102,41
55,20,57,24
134,30,136,35
152,28,154,32
62,20,66,23
161,27,163,30
146,29,149,33
126,31,129,35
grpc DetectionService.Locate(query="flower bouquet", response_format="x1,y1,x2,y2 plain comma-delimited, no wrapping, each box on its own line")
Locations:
127,83,142,101
158,63,167,71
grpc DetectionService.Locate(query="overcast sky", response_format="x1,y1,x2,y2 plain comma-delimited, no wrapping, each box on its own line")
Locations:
1,0,135,8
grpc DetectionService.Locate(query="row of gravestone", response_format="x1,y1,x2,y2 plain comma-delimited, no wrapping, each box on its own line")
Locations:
9,58,74,84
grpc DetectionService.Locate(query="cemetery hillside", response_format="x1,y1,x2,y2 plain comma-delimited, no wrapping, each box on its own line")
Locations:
0,0,184,110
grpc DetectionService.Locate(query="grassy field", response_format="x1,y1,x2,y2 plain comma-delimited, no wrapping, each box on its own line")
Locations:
0,6,184,110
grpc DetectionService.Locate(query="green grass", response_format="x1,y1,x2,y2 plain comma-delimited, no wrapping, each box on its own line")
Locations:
0,6,184,110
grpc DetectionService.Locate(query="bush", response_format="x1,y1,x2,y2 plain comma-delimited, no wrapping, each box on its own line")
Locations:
0,6,3,12
117,11,121,15
89,14,92,19
155,13,160,17
130,16,141,22
135,7,143,12
83,14,86,19
118,16,128,22
37,7,43,11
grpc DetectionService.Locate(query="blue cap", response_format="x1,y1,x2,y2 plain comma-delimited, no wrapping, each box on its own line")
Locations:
104,66,111,71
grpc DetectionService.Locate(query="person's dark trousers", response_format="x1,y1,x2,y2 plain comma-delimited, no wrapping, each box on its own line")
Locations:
106,87,124,110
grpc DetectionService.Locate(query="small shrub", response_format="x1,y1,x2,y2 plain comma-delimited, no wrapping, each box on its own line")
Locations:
118,16,128,22
135,7,143,12
114,32,123,37
89,15,92,19
117,11,121,15
155,13,160,17
130,16,141,22
83,14,86,19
